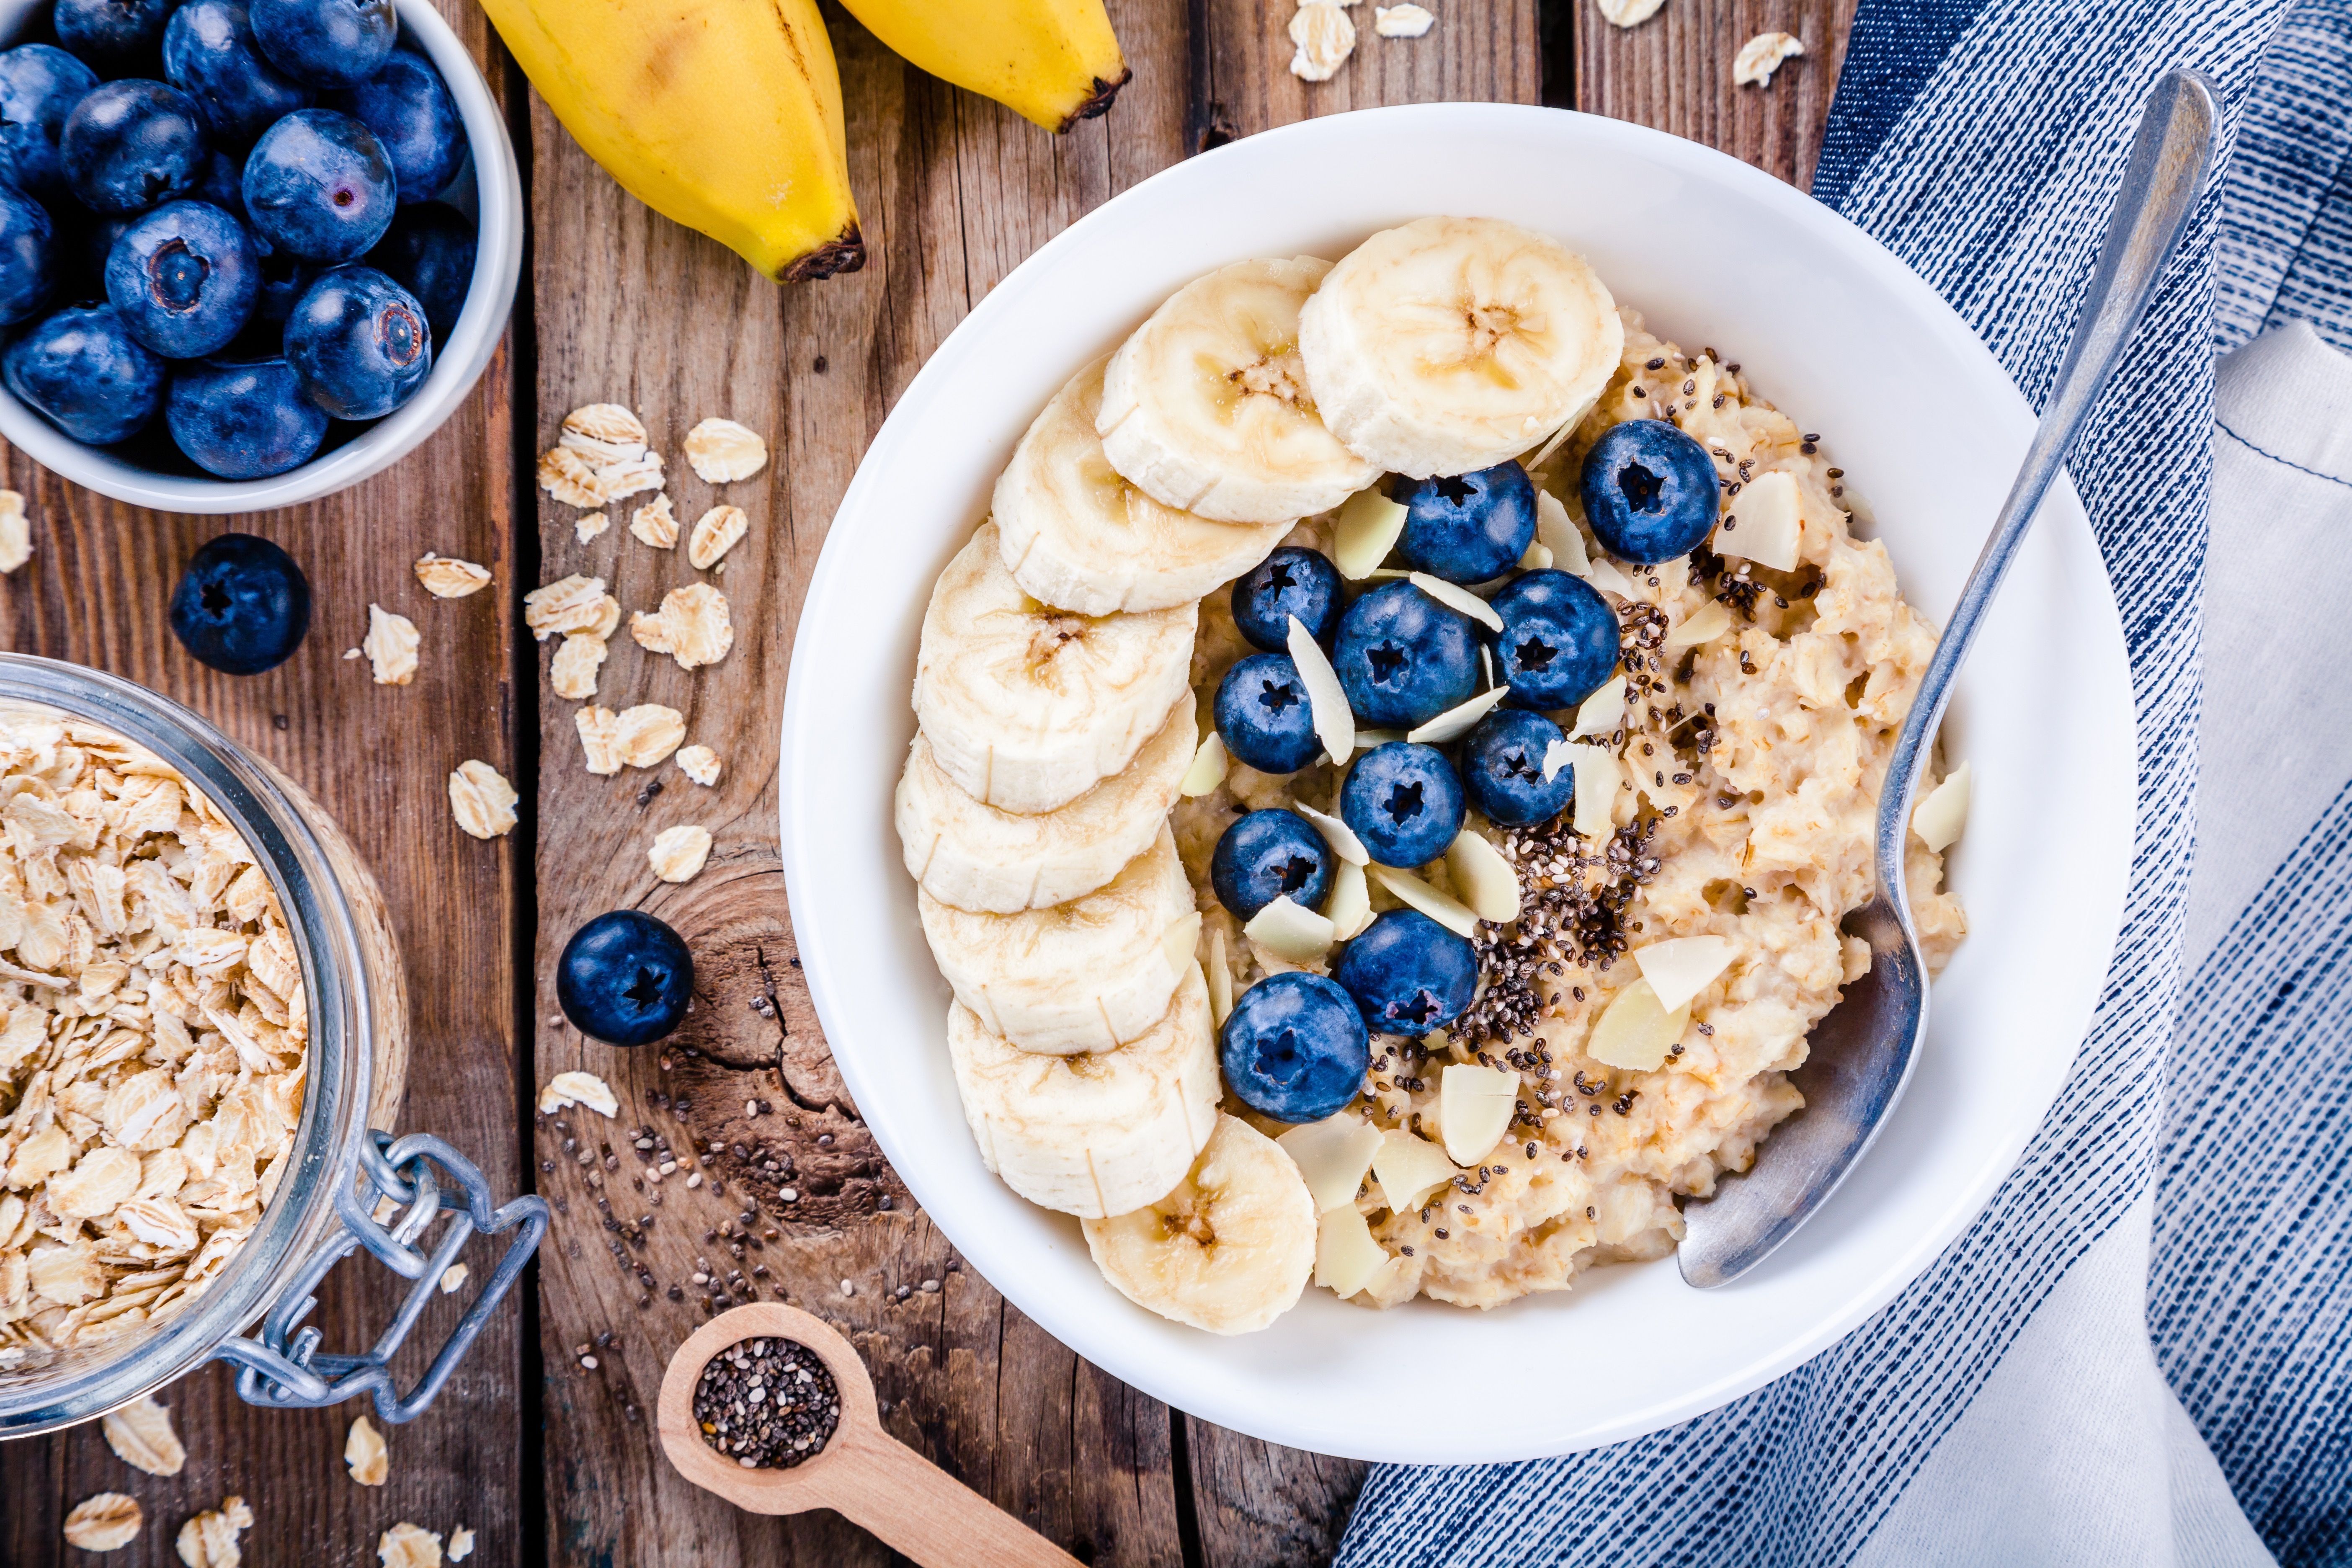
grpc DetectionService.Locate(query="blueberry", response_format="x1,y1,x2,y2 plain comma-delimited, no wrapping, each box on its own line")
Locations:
167,356,326,477
1213,652,1320,775
191,147,248,217
1460,709,1576,828
242,248,311,333
54,0,178,71
0,185,55,325
1487,568,1617,711
61,79,209,215
282,261,427,417
1579,418,1720,564
0,45,98,200
3,304,164,443
1210,808,1333,921
1339,741,1465,869
1331,580,1480,729
250,0,397,88
1230,544,1340,652
557,909,694,1047
1219,972,1368,1123
242,108,394,260
168,532,309,674
106,200,258,357
328,47,459,204
164,0,314,146
1393,461,1538,583
1331,910,1477,1038
365,197,468,336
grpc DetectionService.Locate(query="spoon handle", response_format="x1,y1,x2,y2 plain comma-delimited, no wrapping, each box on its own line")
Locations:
821,1422,1085,1568
1873,67,2220,906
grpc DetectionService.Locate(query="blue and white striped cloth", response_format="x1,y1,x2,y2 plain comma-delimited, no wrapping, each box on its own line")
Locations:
1335,0,2352,1562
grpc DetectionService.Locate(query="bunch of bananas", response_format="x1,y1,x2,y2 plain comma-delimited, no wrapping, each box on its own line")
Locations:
480,0,1129,281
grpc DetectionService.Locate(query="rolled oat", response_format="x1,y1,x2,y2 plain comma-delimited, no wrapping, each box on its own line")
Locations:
1289,3,1355,79
62,1491,142,1551
649,825,712,884
629,584,733,671
174,1496,252,1568
523,576,613,642
574,511,609,544
538,1070,616,1118
575,707,622,776
377,1522,443,1568
447,761,518,840
682,418,769,483
362,606,419,686
549,634,607,702
412,554,490,598
346,1412,389,1485
448,1526,475,1562
629,495,679,549
676,745,721,787
687,505,748,570
1732,29,1803,85
0,489,31,574
614,705,685,769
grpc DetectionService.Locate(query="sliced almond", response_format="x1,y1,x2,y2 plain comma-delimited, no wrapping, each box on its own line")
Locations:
1277,1116,1385,1212
1583,556,1637,597
1179,733,1228,798
1634,935,1736,1011
1406,686,1508,745
1371,1129,1458,1213
1569,673,1625,738
1295,802,1368,864
1287,616,1354,764
1663,598,1733,650
1205,927,1234,1026
1534,489,1589,573
1244,894,1335,963
1541,735,1575,781
1334,488,1406,578
1406,573,1504,631
1437,1063,1515,1164
1913,761,1971,851
1367,865,1478,937
1445,830,1520,922
538,1070,617,1117
1313,1203,1388,1294
1519,541,1552,569
1718,469,1800,570
1568,744,1620,838
1586,977,1689,1071
1325,859,1372,939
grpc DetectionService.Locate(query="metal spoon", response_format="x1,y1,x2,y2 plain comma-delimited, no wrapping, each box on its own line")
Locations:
1677,67,2220,1288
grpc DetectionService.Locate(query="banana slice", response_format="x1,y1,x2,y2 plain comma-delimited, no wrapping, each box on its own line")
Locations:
914,522,1199,813
997,358,1292,615
949,966,1221,1219
895,693,1194,913
1299,216,1625,478
1097,257,1382,526
1082,1112,1317,1334
920,825,1200,1054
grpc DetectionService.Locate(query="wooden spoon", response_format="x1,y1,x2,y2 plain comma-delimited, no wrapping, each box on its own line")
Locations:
657,1302,1082,1567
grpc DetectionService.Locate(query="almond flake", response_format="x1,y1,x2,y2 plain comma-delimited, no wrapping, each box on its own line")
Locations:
63,1491,142,1552
0,488,31,573
377,1523,444,1568
539,1070,618,1118
1287,615,1354,762
1289,2,1356,79
413,553,491,598
549,634,607,701
630,584,733,670
615,704,686,768
1374,3,1432,35
447,760,518,840
346,1413,389,1486
683,418,769,482
536,446,606,508
629,494,679,549
561,403,647,450
1406,573,1504,631
103,1394,185,1476
687,504,748,570
448,1527,475,1563
1406,686,1508,745
676,744,721,786
649,824,713,882
175,1497,253,1568
1595,0,1664,23
574,511,609,544
575,707,622,775
523,575,610,640
362,604,419,686
1733,29,1804,85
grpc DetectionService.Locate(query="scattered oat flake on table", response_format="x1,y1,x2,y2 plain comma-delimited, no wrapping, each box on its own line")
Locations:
650,824,713,883
175,1497,253,1568
363,604,419,686
615,703,686,767
1289,2,1355,79
542,403,664,508
688,503,748,570
683,418,769,483
413,552,491,598
346,1412,389,1486
102,1394,185,1476
448,1527,475,1562
574,510,609,544
62,1492,142,1552
549,632,607,701
523,574,611,640
377,1522,444,1568
575,705,623,775
1374,3,1432,34
677,744,721,786
630,583,733,670
629,494,679,549
0,488,29,573
448,760,519,839
1595,0,1664,24
1733,29,1803,85
540,1070,618,1117
536,446,606,509
440,1263,469,1294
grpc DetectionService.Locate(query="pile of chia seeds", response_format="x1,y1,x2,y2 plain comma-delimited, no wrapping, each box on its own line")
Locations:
692,1336,841,1468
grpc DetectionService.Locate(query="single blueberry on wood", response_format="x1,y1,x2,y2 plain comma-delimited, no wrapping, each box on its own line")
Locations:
168,531,311,674
558,910,694,1046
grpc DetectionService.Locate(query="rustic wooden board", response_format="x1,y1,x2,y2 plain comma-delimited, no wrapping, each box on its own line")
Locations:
0,8,524,1562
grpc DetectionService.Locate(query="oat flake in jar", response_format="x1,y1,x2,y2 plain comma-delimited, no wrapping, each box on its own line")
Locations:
0,655,546,1439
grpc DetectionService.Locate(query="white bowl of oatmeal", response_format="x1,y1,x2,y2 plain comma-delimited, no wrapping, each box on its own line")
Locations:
779,104,2134,1461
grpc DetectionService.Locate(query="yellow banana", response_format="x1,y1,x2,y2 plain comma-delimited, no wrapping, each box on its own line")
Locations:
478,0,864,281
837,0,1129,132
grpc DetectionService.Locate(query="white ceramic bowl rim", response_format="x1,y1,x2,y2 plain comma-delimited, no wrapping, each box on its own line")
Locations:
781,103,2135,1463
0,0,523,514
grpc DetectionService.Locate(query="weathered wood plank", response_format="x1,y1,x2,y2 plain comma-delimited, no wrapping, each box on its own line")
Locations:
0,5,522,1559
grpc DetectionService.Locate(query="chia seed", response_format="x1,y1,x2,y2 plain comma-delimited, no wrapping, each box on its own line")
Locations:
692,1336,841,1469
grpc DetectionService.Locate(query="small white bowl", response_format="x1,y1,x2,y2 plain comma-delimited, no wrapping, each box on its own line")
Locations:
0,0,521,514
782,104,2136,1463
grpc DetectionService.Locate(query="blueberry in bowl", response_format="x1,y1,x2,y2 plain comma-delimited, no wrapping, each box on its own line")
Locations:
558,909,694,1047
61,78,209,214
1331,909,1478,1038
165,0,316,146
4,303,165,443
283,261,428,417
1393,460,1538,583
0,44,99,200
243,107,396,260
1219,971,1368,1123
328,45,459,203
1332,579,1480,729
0,186,56,326
1579,418,1720,563
1214,651,1321,775
1231,544,1341,652
167,356,328,478
366,197,469,336
1340,740,1465,869
250,0,399,89
55,0,180,72
168,531,310,673
1210,808,1333,921
1461,709,1576,828
106,200,260,357
1487,567,1617,711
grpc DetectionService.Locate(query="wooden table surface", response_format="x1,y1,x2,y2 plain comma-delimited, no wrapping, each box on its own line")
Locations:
0,0,1854,1560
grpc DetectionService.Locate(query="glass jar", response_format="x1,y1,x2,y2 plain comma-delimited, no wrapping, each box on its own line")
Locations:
0,654,544,1438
